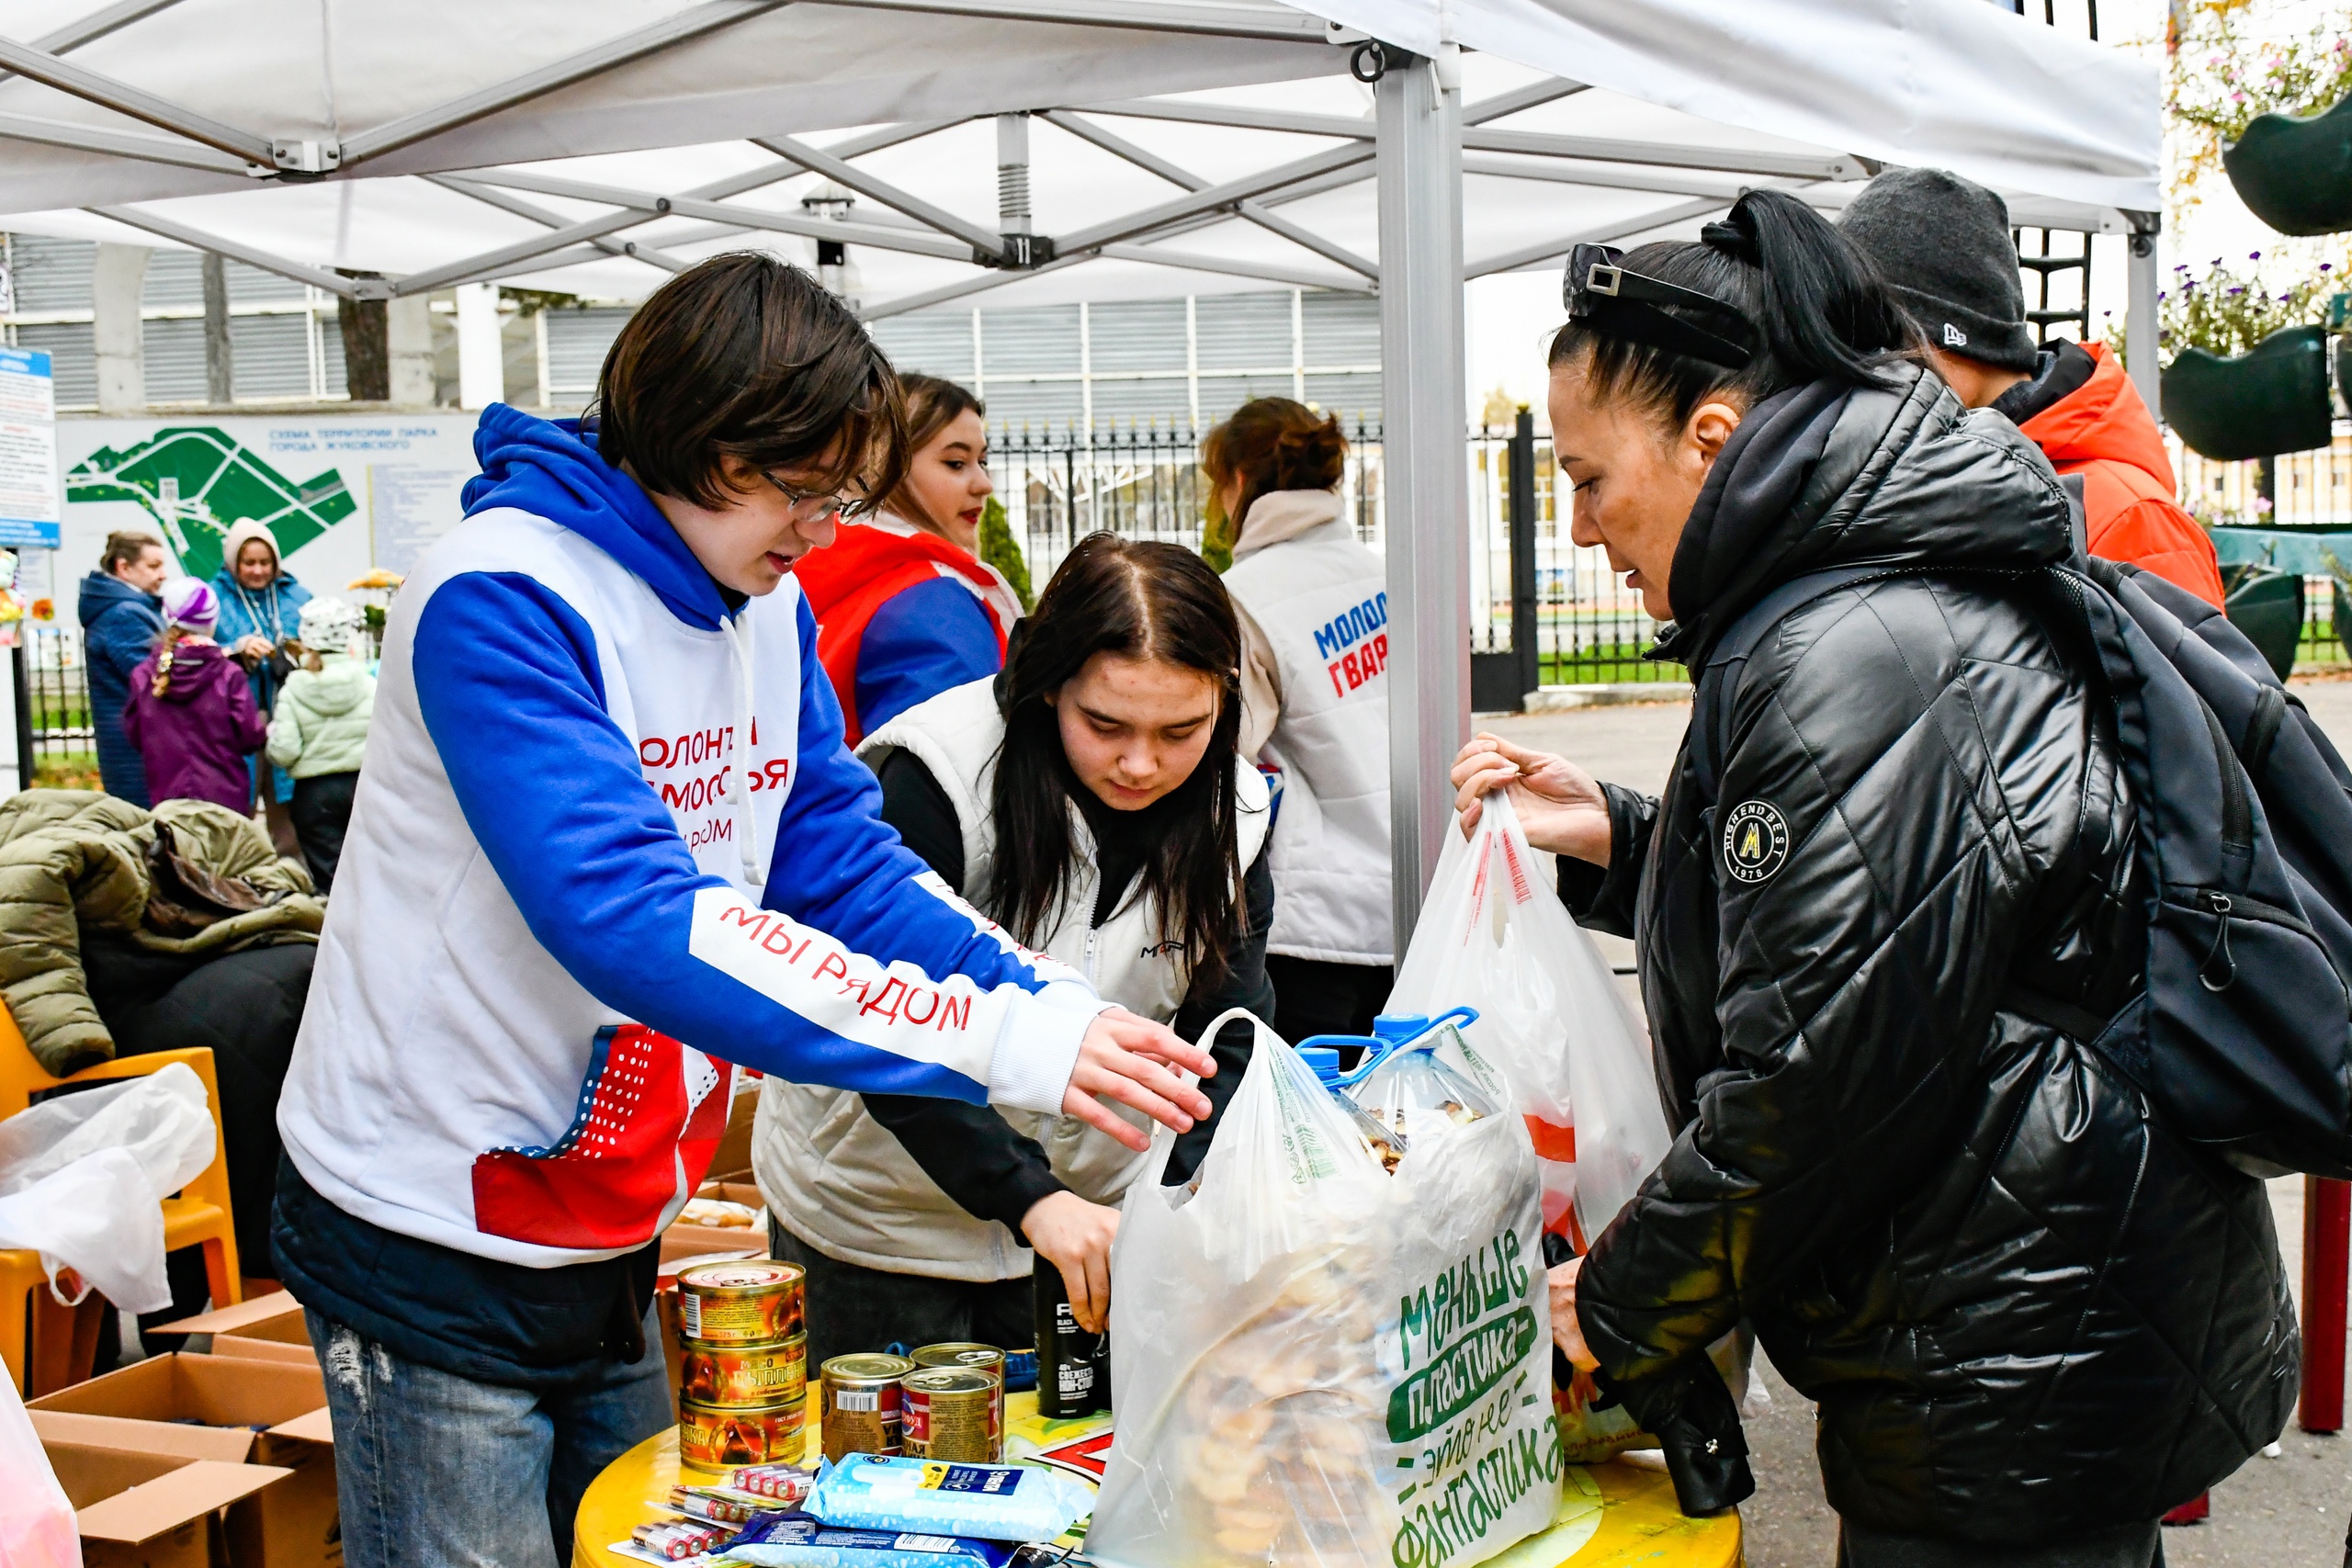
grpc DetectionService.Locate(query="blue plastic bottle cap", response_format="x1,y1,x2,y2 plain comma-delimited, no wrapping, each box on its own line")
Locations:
1298,1045,1343,1081
1371,1013,1432,1041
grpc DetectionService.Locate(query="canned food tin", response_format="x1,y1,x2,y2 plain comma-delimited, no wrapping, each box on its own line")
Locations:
820,1353,916,1461
680,1333,808,1408
909,1344,1003,1447
675,1261,806,1346
901,1368,1001,1461
909,1342,1005,1381
677,1394,807,1472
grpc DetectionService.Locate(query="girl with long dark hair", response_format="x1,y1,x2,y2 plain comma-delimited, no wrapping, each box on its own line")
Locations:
755,532,1274,1359
1205,398,1392,1043
1451,189,2291,1564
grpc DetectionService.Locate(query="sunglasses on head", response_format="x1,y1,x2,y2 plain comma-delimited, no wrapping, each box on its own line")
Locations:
1561,243,1760,370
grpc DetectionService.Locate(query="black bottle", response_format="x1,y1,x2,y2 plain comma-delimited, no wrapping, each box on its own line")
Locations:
1033,1266,1112,1417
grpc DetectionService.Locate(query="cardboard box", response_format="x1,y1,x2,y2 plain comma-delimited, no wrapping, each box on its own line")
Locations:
704,1081,760,1185
205,1336,318,1370
154,1294,311,1348
46,1439,290,1568
31,1354,341,1568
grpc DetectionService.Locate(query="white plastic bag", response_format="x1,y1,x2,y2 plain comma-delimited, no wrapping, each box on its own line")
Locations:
0,1064,215,1312
0,1369,80,1568
1090,1012,1560,1568
0,1062,215,1201
1387,792,1669,1251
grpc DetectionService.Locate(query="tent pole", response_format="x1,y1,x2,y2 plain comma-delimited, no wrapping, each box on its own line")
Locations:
1376,45,1470,955
2126,219,2160,418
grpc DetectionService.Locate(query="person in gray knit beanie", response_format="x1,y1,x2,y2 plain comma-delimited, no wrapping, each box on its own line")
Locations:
1838,167,2041,378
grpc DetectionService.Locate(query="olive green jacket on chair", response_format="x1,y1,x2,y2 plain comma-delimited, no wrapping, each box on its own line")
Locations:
0,790,322,1075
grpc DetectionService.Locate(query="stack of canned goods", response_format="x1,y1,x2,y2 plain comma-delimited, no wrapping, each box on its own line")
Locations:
673,1260,809,1471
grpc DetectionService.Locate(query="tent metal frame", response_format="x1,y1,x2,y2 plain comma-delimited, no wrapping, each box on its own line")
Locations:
0,0,2162,938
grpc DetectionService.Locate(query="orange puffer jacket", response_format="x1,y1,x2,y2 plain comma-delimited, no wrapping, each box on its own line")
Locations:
2016,342,2224,607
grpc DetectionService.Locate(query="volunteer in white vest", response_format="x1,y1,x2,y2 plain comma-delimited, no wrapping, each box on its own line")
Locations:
1208,398,1394,1043
756,534,1274,1359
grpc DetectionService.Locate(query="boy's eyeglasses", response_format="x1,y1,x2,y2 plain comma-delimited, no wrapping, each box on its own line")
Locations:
761,469,877,523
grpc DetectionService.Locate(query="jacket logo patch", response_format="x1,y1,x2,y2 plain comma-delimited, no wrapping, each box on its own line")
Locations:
1722,800,1790,885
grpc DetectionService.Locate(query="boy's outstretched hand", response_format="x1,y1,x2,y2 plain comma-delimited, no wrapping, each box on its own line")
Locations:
1063,1009,1216,1151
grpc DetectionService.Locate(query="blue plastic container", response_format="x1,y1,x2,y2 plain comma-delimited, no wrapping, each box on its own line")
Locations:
1295,1007,1479,1088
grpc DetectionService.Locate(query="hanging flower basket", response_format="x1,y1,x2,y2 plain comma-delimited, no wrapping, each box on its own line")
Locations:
2161,324,2334,461
2224,92,2352,237
2223,564,2304,681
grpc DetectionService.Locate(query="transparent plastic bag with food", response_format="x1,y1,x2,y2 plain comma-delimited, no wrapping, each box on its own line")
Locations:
1090,1010,1560,1568
1387,790,1669,1253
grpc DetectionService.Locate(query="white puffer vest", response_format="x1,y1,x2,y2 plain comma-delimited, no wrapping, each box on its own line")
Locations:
753,679,1272,1280
1223,509,1393,964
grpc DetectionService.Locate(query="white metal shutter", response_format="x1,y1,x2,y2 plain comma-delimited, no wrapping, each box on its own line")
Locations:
868,310,976,384
543,307,633,400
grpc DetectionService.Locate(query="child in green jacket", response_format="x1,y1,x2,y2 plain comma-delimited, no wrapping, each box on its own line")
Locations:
266,597,374,892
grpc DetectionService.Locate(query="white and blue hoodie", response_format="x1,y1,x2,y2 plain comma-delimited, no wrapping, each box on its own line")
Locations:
276,407,1103,1269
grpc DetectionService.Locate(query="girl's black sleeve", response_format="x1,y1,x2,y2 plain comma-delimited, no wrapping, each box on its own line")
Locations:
1161,839,1277,1186
861,749,1068,1238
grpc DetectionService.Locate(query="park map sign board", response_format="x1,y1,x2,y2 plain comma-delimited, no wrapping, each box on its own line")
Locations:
54,413,480,592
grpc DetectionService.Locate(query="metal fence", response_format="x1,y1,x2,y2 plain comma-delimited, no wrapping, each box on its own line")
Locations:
18,625,96,787
25,425,2352,774
992,417,1666,699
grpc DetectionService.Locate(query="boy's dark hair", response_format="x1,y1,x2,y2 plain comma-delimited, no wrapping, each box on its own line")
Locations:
989,533,1247,986
101,530,162,575
589,253,908,513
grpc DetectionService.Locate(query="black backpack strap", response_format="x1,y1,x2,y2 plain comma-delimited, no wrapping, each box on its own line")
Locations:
1690,567,1893,800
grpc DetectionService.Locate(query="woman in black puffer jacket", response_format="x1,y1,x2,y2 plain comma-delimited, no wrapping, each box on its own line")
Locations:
1453,190,2294,1567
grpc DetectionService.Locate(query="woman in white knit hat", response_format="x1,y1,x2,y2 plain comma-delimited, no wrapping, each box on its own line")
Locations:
265,596,373,891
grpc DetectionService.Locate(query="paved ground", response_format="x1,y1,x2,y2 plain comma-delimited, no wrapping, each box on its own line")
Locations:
1482,680,2352,1567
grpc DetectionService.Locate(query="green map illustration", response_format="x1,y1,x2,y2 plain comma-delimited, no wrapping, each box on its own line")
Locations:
65,427,354,580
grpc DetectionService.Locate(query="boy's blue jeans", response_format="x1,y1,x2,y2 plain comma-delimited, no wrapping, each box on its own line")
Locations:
305,1305,672,1568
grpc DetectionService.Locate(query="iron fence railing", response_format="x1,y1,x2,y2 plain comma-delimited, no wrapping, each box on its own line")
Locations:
20,625,96,786
25,426,2352,774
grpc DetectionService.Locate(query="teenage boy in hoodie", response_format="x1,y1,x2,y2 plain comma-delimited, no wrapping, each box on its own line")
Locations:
270,254,1215,1568
1840,167,2225,607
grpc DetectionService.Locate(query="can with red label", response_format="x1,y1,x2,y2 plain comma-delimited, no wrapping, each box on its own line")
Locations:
821,1353,916,1461
900,1368,1001,1461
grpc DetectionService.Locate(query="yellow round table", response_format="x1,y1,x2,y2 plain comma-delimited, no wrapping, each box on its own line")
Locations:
572,1393,1738,1568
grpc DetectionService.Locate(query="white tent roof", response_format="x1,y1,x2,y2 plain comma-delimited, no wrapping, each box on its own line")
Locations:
0,0,2157,316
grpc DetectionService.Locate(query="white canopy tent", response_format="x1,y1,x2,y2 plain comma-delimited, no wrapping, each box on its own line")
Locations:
0,0,2160,941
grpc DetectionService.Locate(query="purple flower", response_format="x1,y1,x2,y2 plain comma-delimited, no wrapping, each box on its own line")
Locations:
2251,250,2263,259
2256,497,2275,514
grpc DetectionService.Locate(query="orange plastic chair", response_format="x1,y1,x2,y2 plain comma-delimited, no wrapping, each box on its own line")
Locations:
0,1002,243,1393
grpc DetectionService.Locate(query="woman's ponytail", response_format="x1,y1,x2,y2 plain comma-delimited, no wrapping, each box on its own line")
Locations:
1718,189,1915,391
1202,397,1347,542
1551,187,1919,426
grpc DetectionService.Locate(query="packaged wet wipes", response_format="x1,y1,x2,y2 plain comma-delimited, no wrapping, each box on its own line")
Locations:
801,1456,1091,1543
725,1513,1035,1568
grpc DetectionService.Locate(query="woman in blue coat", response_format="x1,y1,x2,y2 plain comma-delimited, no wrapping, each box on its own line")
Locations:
77,529,168,805
210,519,311,825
